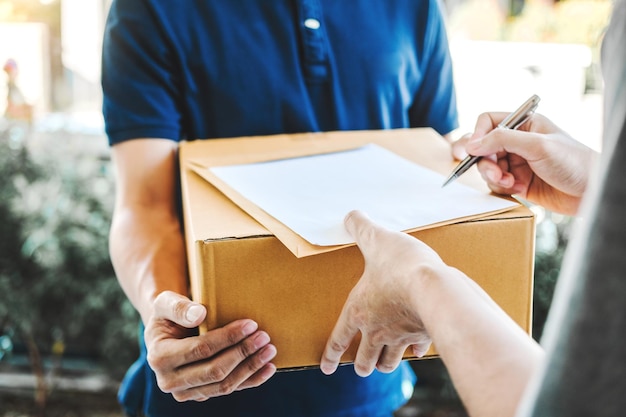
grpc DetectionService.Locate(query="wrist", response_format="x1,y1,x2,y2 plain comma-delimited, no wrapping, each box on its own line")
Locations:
410,263,466,328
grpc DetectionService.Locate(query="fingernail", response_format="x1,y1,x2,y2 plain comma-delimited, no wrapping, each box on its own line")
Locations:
253,332,270,349
259,363,277,380
260,345,277,362
486,168,498,183
413,348,427,358
241,320,258,336
320,363,337,375
185,305,204,323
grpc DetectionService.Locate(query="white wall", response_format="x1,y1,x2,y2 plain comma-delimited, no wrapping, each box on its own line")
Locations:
61,0,109,111
450,40,603,151
0,23,51,115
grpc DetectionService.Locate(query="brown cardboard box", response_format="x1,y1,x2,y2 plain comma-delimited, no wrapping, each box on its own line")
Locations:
179,128,535,370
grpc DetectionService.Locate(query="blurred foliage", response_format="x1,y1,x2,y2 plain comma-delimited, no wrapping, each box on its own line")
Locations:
0,122,138,379
447,0,612,91
448,0,612,46
532,208,572,341
0,0,60,29
504,0,612,47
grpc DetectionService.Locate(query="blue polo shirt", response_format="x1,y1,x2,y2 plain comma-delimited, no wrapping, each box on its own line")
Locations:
103,0,457,144
102,1,458,416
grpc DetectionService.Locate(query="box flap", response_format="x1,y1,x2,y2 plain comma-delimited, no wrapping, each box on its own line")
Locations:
180,129,522,257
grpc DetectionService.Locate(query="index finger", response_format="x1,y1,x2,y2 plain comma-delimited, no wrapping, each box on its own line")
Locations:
146,319,261,369
471,111,510,138
320,309,360,375
466,127,545,162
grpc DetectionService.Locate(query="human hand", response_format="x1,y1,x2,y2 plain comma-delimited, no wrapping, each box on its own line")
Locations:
320,211,445,377
450,132,472,161
465,112,596,215
144,291,277,402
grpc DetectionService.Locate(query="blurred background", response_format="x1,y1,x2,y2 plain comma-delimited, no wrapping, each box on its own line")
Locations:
0,0,611,416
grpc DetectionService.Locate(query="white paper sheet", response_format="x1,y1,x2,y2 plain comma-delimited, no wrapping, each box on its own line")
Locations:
209,144,518,246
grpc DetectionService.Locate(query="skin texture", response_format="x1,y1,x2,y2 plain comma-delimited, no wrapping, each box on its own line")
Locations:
321,111,598,417
466,113,596,216
109,139,276,402
321,211,544,417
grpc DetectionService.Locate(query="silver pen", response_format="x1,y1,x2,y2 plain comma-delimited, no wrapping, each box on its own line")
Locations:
442,94,541,187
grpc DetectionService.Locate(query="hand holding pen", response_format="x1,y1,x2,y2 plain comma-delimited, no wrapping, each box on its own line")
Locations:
450,99,595,216
442,95,541,187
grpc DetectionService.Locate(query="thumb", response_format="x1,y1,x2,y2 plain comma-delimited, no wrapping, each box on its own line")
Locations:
451,133,471,161
344,210,374,245
344,210,388,260
153,290,207,328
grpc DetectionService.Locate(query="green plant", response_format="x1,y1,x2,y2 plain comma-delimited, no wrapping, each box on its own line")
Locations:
532,211,572,341
0,123,138,412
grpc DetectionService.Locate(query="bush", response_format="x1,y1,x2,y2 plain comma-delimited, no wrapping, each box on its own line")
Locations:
532,208,572,341
0,122,138,379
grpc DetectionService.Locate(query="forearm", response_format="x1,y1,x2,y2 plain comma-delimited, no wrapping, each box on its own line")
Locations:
109,202,188,324
416,266,544,417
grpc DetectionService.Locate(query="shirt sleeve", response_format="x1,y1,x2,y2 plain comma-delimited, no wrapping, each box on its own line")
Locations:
517,2,626,415
102,0,182,145
409,0,459,136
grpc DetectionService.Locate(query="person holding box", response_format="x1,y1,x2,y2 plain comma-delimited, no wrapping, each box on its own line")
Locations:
101,1,459,416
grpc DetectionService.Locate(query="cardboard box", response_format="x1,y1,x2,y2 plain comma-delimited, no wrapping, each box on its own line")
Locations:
179,128,535,370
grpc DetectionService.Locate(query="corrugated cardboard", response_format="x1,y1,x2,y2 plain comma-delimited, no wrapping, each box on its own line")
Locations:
179,128,535,370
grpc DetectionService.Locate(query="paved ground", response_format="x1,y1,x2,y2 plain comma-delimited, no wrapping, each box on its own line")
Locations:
0,356,467,417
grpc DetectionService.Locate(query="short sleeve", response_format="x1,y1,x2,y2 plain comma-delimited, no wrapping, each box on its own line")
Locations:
102,0,182,145
409,0,458,135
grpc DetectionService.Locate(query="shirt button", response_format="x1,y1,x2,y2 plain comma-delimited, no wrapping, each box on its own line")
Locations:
304,18,321,30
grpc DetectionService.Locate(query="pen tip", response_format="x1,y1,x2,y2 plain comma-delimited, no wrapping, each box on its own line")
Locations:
442,176,454,187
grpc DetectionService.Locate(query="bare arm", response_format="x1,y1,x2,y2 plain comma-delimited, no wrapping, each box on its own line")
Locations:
109,139,276,402
417,260,544,417
321,211,544,417
109,139,188,321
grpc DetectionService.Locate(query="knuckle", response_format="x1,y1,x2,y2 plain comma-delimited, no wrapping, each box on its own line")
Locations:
354,362,373,376
328,337,350,354
193,396,210,403
146,350,167,372
172,391,193,402
376,362,397,373
156,378,176,393
369,330,390,346
225,326,247,346
153,290,169,306
172,298,188,319
245,352,266,372
203,363,229,383
358,225,378,246
188,338,218,361
216,379,238,396
346,302,366,327
238,336,261,358
153,370,183,394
